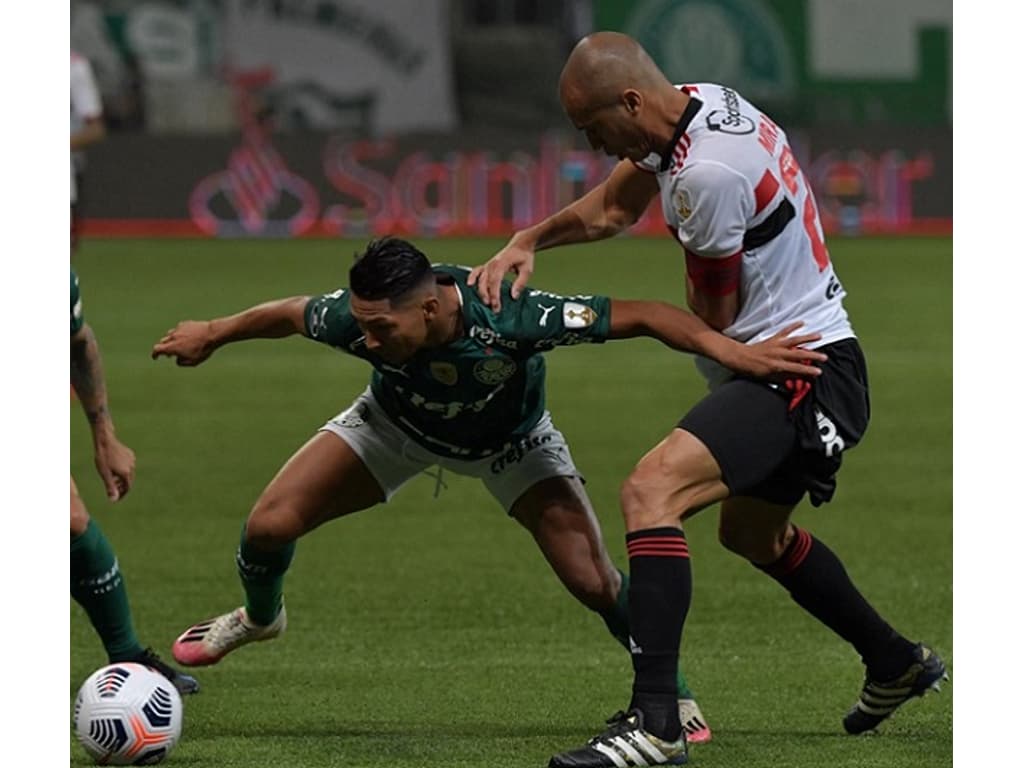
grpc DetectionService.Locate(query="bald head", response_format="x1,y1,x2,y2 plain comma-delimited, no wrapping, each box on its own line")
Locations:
558,32,671,114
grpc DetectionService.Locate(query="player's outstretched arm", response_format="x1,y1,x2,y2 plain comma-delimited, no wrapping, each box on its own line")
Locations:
151,296,310,367
608,299,827,379
71,322,136,501
469,160,658,311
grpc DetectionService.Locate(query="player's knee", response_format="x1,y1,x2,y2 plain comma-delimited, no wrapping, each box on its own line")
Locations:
70,505,90,536
620,473,689,531
245,497,301,551
718,518,788,563
70,485,90,536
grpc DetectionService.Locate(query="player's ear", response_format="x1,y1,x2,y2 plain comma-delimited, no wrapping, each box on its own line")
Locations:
623,89,642,115
421,294,440,321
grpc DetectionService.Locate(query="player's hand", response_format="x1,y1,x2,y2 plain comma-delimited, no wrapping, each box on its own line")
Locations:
467,239,536,312
727,322,828,379
151,320,217,366
93,432,136,502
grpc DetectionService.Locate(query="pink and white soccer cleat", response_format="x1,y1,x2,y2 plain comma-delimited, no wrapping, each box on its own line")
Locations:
172,605,286,667
679,697,712,744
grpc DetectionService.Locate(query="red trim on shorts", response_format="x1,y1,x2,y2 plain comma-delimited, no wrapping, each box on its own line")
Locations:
685,249,742,296
784,377,813,412
754,170,780,215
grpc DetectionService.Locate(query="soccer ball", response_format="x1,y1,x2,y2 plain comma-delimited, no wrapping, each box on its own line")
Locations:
73,663,183,765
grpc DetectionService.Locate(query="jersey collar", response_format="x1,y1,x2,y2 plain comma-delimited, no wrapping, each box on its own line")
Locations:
659,97,703,173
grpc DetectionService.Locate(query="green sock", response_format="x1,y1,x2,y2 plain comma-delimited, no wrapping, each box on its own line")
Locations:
236,525,295,626
71,519,144,661
598,569,694,699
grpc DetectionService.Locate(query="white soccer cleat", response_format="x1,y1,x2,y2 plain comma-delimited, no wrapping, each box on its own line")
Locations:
678,697,712,744
171,605,286,667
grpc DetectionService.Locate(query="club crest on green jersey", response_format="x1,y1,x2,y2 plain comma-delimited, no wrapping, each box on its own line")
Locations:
430,361,459,386
473,356,517,385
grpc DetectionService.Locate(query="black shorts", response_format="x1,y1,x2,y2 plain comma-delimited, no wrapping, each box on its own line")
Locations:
678,338,870,507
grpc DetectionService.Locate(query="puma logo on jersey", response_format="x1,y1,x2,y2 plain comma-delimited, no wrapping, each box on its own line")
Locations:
538,304,556,327
815,408,845,457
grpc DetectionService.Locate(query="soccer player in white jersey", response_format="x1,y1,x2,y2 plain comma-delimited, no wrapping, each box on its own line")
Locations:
71,50,105,251
470,31,947,768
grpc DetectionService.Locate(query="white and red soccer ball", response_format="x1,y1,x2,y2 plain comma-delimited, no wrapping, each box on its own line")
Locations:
73,663,182,765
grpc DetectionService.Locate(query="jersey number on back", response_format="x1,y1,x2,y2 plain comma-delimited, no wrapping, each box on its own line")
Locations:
778,145,830,272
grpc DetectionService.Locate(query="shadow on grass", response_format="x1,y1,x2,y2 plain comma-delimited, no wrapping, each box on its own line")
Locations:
715,727,949,742
191,720,592,740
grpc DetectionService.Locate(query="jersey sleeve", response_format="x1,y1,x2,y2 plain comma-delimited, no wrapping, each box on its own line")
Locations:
671,161,753,258
70,55,102,120
71,269,84,335
303,289,361,350
502,288,612,352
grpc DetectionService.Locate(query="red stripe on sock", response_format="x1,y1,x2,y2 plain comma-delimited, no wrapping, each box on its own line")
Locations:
629,550,690,559
627,537,688,547
778,528,812,574
628,545,690,557
627,541,689,552
627,541,690,552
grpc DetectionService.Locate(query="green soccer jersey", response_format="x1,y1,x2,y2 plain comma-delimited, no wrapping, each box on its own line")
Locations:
71,268,84,335
304,265,611,459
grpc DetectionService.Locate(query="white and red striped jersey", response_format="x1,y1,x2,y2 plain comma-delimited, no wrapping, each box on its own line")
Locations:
71,50,103,203
635,83,854,388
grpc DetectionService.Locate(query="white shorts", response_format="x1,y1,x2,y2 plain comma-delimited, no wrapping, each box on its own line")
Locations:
319,387,581,512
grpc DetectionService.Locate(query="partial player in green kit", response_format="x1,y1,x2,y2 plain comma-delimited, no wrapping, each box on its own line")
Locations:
151,238,825,739
71,268,199,696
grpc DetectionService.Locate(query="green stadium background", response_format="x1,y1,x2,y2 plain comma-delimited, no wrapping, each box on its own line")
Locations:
69,2,952,767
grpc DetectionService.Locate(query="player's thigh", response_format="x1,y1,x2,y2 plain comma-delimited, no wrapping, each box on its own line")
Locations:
70,475,89,536
250,398,424,541
677,377,798,498
317,390,429,504
621,428,729,531
718,495,797,564
475,411,580,513
510,475,619,608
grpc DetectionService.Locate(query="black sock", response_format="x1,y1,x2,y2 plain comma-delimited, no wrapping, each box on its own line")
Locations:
626,527,691,742
756,526,916,679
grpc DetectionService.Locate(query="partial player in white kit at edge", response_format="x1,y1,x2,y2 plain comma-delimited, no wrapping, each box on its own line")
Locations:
71,49,105,252
470,31,948,768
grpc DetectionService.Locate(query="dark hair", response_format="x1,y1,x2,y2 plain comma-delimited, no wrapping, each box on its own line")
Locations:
349,237,434,301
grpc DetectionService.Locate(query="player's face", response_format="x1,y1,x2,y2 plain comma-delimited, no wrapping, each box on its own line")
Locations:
350,295,430,364
569,101,649,162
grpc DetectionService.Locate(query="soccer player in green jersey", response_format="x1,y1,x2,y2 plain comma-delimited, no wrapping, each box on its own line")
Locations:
151,238,824,736
71,269,199,695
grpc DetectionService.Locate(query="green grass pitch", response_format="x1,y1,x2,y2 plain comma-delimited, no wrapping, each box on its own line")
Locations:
71,236,952,767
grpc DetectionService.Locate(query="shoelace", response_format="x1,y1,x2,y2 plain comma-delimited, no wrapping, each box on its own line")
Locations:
208,610,248,650
588,710,640,744
136,648,173,676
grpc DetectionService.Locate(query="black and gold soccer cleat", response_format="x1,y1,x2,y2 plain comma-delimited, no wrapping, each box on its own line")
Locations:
549,709,688,768
843,643,948,734
129,647,200,696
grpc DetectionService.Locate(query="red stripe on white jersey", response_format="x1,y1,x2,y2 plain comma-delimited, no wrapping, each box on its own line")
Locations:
754,169,780,215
